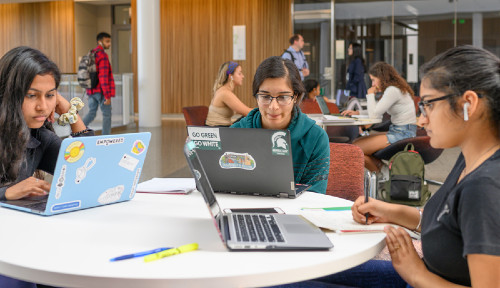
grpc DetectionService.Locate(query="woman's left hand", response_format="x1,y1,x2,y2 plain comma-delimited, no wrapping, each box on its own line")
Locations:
384,226,428,286
367,86,378,94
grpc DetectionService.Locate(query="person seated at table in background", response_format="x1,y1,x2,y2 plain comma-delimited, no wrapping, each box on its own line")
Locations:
231,56,330,194
342,62,417,172
206,61,252,126
0,47,94,287
304,79,332,103
270,45,500,288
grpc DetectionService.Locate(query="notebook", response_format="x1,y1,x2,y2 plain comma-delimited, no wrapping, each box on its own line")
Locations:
183,140,333,251
186,126,305,198
0,132,151,216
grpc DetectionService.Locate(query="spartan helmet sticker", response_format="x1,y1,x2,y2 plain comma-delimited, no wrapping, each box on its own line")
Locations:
271,131,289,156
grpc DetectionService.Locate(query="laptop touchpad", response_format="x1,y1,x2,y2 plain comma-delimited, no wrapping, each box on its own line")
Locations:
283,223,316,234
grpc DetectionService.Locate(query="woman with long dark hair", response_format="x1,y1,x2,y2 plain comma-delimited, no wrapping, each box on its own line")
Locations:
0,46,94,287
346,42,367,99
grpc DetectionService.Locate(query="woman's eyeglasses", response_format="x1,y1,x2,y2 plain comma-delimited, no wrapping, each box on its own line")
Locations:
418,94,455,117
256,94,295,106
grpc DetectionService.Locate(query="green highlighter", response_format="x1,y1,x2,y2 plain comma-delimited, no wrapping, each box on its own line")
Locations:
301,206,352,211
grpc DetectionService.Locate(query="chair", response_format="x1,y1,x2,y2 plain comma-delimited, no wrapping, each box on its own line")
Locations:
327,142,365,201
299,99,322,114
182,106,209,126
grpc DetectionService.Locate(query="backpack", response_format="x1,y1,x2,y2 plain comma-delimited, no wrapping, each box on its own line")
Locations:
282,50,296,63
77,49,98,89
379,143,430,207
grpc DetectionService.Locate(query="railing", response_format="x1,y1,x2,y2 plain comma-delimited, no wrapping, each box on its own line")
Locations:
55,73,134,136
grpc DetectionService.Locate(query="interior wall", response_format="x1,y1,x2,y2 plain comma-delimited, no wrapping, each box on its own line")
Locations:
159,0,292,114
0,0,74,73
75,3,113,69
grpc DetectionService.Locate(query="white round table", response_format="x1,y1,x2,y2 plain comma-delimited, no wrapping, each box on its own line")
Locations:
0,191,386,288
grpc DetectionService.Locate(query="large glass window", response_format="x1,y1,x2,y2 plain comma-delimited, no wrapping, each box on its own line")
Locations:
293,0,500,98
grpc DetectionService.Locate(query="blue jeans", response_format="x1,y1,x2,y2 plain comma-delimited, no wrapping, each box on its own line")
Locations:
83,92,112,135
266,260,410,288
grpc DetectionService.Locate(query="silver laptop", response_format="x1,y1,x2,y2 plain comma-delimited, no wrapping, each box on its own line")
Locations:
0,132,151,216
186,126,306,198
183,140,333,251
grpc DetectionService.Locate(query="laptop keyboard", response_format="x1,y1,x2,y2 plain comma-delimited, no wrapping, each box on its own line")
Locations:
24,201,47,211
232,214,285,243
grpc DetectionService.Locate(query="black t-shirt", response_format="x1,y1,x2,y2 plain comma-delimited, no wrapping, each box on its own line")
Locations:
421,150,500,286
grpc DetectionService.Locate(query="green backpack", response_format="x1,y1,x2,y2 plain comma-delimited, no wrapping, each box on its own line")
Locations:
379,143,430,207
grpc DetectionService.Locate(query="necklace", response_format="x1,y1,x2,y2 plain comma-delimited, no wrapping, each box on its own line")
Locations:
461,143,500,177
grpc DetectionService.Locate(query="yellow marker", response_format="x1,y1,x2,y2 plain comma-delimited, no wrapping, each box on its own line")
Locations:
144,243,199,262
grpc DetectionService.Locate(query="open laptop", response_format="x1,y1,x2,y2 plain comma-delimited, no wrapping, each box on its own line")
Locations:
186,126,307,198
0,132,151,216
184,140,333,251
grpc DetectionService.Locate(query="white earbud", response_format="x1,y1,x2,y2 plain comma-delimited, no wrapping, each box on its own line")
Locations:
463,102,470,121
230,76,233,80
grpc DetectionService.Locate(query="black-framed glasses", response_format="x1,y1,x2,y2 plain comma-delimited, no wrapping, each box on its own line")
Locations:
418,94,455,118
256,94,295,106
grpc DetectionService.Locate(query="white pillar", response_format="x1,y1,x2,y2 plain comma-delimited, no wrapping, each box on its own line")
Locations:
137,0,161,127
472,13,483,49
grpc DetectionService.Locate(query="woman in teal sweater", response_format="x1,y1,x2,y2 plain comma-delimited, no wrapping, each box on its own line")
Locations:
231,56,330,194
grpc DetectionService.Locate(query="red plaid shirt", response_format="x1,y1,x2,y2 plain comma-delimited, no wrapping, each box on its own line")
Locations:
86,45,115,100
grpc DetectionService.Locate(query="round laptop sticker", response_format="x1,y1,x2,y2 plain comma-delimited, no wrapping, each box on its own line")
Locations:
131,140,146,155
64,141,85,163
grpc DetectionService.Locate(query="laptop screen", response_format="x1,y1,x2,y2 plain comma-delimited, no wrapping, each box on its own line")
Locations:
184,140,223,223
316,96,330,114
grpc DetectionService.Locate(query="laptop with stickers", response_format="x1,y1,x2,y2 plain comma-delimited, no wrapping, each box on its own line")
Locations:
0,132,151,216
183,140,333,251
186,126,303,198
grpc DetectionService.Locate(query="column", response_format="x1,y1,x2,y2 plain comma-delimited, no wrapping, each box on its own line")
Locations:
137,0,161,127
472,13,483,49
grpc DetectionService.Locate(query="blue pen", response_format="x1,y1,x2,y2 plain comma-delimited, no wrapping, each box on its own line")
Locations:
110,247,172,262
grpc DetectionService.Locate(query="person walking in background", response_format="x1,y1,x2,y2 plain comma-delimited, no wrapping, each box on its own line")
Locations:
83,32,115,135
346,42,367,99
206,61,252,126
281,34,310,81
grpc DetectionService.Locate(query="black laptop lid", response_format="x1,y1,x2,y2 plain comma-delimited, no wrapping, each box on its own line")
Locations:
316,96,330,115
186,127,296,197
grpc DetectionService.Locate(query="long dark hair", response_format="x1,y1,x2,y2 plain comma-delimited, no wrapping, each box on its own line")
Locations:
252,56,306,105
369,62,414,97
349,42,366,71
0,46,60,183
420,45,500,134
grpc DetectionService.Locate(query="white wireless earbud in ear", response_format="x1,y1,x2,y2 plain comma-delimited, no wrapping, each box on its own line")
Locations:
463,102,470,121
231,76,233,80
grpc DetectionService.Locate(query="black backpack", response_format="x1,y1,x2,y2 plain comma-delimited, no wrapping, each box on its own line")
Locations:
282,50,296,63
77,49,98,89
379,143,430,207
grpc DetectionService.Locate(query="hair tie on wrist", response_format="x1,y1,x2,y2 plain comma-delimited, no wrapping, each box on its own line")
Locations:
58,97,85,126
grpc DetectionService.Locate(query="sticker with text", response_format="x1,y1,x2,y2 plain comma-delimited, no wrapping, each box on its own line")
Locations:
271,131,289,156
219,152,256,170
96,137,125,146
51,200,81,212
130,168,141,198
119,154,139,171
187,127,221,150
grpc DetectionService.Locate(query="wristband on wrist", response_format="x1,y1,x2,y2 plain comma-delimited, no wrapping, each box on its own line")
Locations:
415,208,423,231
70,128,90,137
57,97,85,126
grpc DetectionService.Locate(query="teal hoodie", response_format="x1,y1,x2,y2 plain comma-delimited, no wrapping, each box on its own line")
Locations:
231,107,330,194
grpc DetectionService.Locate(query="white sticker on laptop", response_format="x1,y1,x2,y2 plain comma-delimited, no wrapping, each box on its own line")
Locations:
187,127,221,150
271,131,289,156
219,152,256,170
119,154,139,171
98,185,124,204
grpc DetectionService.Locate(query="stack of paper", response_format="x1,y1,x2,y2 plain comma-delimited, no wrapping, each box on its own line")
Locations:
301,210,420,239
136,178,195,195
322,115,355,123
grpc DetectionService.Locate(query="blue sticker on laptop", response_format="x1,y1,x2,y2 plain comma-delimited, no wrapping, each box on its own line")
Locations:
219,152,256,170
271,131,290,156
